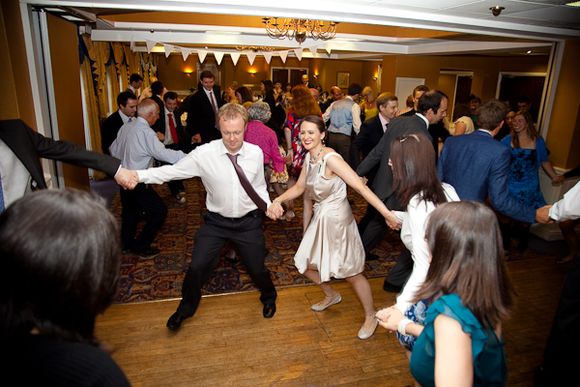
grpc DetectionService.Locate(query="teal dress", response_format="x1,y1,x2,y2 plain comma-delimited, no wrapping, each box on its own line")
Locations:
409,294,507,386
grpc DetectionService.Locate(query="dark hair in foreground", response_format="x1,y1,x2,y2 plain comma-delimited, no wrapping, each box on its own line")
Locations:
415,201,515,329
417,90,448,115
391,133,447,207
0,190,121,344
117,91,137,107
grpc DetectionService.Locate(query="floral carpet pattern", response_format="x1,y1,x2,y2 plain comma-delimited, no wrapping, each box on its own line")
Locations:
112,178,403,303
111,179,561,303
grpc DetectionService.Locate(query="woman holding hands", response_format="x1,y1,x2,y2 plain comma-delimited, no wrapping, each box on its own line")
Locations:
271,115,400,340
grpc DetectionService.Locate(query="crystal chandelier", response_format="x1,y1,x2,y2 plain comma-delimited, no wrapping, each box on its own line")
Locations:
262,17,338,45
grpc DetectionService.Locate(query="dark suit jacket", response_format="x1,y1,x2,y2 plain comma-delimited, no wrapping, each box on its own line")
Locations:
354,116,385,184
437,130,535,223
0,119,121,190
186,86,223,144
356,114,431,210
100,111,124,155
150,95,166,134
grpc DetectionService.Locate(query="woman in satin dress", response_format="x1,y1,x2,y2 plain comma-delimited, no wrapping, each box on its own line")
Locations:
272,115,401,339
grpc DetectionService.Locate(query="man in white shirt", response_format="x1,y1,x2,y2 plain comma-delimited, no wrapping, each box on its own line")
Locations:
110,99,185,257
129,103,282,331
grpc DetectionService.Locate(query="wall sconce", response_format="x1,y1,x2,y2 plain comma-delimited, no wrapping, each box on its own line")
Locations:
248,68,257,76
313,72,319,79
183,68,193,77
372,74,378,81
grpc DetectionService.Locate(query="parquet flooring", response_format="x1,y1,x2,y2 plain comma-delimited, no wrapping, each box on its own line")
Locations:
96,255,567,386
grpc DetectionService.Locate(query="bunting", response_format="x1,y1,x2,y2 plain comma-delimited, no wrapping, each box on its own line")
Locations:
230,52,241,65
214,51,225,65
294,47,303,61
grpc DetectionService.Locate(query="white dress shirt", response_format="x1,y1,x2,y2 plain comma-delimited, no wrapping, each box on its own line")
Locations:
550,181,580,221
110,117,184,170
0,139,31,208
395,183,460,313
137,140,271,218
163,107,177,145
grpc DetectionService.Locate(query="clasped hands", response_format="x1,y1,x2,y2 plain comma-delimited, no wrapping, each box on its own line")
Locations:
114,168,139,190
375,306,403,332
266,201,285,220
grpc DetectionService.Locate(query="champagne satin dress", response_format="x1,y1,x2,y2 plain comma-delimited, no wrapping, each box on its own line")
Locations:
294,152,365,282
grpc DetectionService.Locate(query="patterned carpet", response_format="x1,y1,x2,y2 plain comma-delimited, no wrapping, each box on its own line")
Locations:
111,178,404,303
111,179,564,304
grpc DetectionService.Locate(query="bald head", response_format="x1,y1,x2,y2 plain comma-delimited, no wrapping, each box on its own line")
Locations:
138,99,160,126
330,86,343,101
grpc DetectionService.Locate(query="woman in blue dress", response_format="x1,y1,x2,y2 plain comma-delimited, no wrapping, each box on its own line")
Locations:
377,201,514,386
500,110,563,249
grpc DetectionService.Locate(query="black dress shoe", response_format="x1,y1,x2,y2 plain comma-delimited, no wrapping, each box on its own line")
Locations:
166,312,186,331
383,280,402,293
263,303,276,318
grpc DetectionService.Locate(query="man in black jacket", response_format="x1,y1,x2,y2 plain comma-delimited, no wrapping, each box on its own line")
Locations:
100,91,137,155
186,71,224,144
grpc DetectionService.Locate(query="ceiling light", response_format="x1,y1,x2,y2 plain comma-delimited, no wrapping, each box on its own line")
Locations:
526,50,533,54
565,1,580,7
490,6,505,17
262,17,338,45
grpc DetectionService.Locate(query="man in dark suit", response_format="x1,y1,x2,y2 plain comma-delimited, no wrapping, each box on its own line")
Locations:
354,92,399,248
100,91,137,155
356,90,448,291
186,70,224,144
149,81,166,135
0,119,133,210
438,99,541,224
400,84,429,117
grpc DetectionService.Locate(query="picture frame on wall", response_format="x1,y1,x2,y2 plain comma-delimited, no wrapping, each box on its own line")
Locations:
337,72,350,88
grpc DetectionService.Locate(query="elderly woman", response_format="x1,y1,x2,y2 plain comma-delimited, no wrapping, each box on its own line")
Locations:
244,102,287,187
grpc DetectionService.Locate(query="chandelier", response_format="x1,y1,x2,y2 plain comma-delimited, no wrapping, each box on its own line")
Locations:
262,17,338,45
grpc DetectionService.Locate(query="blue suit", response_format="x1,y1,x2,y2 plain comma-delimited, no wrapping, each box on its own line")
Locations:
438,130,535,223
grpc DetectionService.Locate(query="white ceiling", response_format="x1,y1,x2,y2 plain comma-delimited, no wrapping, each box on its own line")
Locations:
26,0,580,58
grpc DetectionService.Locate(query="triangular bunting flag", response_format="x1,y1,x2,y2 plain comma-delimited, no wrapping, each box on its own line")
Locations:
197,49,208,63
163,44,173,58
278,50,288,63
294,48,303,61
263,51,272,64
230,52,241,66
181,48,191,61
145,40,156,53
246,51,257,65
214,51,225,65
308,46,318,54
325,46,332,55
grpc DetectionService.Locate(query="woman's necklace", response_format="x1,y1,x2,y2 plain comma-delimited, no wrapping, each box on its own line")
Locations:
310,146,325,163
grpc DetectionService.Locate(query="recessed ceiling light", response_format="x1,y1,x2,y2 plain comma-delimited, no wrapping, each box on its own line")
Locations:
526,50,533,54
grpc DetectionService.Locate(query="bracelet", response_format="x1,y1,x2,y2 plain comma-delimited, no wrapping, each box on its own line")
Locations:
397,318,412,336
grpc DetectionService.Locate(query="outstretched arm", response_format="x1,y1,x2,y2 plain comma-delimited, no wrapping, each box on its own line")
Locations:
326,154,400,229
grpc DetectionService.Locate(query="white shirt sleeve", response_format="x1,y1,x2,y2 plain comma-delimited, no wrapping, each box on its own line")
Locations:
352,103,362,134
322,101,334,122
549,181,580,221
138,148,200,184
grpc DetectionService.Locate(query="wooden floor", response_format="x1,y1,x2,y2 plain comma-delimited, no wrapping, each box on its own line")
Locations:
96,256,567,386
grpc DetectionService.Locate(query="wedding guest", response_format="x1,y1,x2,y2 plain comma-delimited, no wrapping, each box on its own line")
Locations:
0,189,129,386
271,115,401,339
377,201,514,386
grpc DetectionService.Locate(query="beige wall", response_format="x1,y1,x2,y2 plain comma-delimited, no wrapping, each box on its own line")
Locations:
0,1,35,126
47,14,89,189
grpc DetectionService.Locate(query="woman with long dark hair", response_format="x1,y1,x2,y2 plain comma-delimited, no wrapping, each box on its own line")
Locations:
272,115,400,339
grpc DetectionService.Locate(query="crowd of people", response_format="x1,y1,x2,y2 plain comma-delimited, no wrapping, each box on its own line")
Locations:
1,69,578,386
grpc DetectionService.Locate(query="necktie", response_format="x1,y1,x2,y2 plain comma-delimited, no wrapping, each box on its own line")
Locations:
209,91,220,129
226,153,267,212
167,113,179,144
0,174,4,212
384,122,389,132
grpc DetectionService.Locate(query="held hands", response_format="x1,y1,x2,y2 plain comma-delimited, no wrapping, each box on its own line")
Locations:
535,204,553,224
385,212,402,230
375,306,403,332
552,175,565,185
191,134,202,144
266,201,284,220
114,168,138,190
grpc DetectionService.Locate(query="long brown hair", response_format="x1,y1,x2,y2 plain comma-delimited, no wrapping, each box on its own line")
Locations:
511,110,537,148
291,85,321,118
415,201,515,329
390,133,447,207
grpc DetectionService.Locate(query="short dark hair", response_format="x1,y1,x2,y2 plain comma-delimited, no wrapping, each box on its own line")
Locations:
348,83,363,96
390,133,447,207
150,81,164,96
375,92,398,109
235,86,253,104
0,189,121,343
413,85,429,98
117,91,137,107
469,94,481,104
129,73,143,83
163,91,178,102
417,90,448,115
416,201,514,329
476,99,508,130
199,70,215,81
